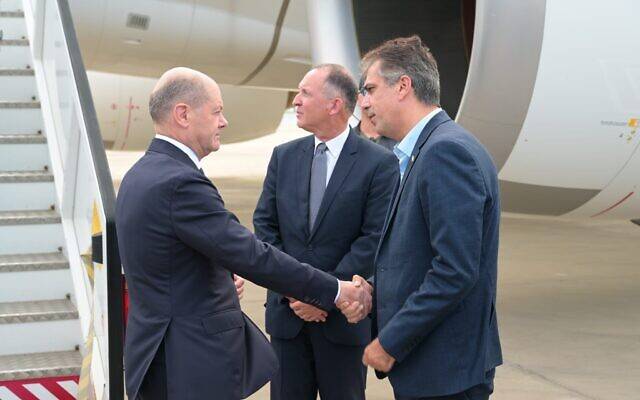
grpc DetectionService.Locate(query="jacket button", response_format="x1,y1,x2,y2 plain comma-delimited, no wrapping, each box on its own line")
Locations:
379,265,385,272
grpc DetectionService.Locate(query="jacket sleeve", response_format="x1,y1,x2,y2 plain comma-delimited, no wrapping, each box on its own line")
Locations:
377,140,487,362
332,153,399,281
253,147,284,250
171,172,338,311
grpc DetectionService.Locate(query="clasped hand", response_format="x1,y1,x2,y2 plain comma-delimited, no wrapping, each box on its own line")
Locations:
336,275,372,323
288,275,372,324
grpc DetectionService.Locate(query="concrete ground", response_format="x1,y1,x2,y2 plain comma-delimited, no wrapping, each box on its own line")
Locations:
109,112,640,400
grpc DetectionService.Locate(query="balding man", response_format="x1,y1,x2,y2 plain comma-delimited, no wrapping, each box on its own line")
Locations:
116,68,371,400
253,64,398,400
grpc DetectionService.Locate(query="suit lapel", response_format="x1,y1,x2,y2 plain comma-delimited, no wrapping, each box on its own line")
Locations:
308,130,358,241
148,138,199,171
297,137,315,238
378,111,451,245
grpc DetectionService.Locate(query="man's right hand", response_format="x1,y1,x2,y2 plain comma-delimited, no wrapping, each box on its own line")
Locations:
288,298,328,322
336,277,372,323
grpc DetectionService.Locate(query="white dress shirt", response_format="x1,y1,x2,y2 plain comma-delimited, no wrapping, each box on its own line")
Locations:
314,125,350,186
155,134,202,170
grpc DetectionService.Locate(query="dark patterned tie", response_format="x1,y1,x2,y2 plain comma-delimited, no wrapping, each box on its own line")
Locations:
309,142,328,230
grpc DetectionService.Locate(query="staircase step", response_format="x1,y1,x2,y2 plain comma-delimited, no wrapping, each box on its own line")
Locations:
0,39,28,46
0,42,31,69
0,254,71,304
0,143,50,171
0,13,27,41
0,134,45,144
0,101,40,109
0,223,64,256
0,350,81,381
0,74,37,101
0,299,77,325
0,0,23,12
0,252,68,273
0,300,80,356
0,11,24,18
0,180,56,212
0,171,52,183
0,69,33,76
0,109,43,133
0,210,60,226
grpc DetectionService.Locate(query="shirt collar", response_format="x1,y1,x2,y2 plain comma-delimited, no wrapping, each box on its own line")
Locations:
314,125,350,157
393,107,442,161
155,134,202,169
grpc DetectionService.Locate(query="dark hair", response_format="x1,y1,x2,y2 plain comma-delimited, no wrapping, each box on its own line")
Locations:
315,63,358,114
362,35,440,106
149,77,209,123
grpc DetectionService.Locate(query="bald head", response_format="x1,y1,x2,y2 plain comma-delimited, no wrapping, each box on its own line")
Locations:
149,67,216,124
149,67,227,159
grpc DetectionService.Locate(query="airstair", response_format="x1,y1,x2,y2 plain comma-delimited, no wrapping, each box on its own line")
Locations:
0,0,123,399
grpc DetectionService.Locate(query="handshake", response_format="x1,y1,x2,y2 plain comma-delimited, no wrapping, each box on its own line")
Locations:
337,275,373,323
289,275,372,323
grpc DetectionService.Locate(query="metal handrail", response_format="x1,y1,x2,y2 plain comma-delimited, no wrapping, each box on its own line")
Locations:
55,0,124,398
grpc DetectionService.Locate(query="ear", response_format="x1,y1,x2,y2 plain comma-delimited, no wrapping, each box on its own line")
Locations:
327,98,344,116
173,103,189,128
396,75,413,101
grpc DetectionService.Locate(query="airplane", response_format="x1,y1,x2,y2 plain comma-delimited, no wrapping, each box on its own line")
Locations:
0,1,638,399
69,0,640,221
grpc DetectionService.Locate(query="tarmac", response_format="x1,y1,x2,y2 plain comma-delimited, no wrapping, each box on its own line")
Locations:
108,112,640,400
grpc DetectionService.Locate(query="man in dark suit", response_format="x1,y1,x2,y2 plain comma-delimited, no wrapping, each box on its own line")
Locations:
116,67,371,400
346,36,503,400
253,64,398,400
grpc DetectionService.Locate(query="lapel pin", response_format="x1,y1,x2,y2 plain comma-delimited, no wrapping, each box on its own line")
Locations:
410,155,415,163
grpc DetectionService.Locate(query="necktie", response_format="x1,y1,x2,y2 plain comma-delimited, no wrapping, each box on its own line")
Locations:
309,142,328,230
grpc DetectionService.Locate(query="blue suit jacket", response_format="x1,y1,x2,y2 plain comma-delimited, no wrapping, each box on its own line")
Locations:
253,131,398,345
374,111,503,398
116,139,338,400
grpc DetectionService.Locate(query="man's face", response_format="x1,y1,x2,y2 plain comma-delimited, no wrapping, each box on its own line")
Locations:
191,82,228,157
292,68,331,133
357,94,380,139
360,61,399,139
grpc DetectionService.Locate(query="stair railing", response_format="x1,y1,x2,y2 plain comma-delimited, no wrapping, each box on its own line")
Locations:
21,0,124,398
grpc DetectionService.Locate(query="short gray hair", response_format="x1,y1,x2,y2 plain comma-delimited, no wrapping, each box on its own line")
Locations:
315,64,358,114
149,77,210,123
362,35,440,106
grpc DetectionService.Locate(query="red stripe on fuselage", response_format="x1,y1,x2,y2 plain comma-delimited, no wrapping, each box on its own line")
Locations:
591,192,635,217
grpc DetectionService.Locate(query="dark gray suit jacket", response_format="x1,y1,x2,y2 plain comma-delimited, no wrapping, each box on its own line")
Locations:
254,131,398,345
373,111,503,398
116,139,338,400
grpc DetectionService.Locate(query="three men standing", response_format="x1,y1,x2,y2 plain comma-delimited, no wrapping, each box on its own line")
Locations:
253,64,398,400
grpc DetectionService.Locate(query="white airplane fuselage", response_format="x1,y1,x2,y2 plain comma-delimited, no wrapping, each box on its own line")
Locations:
68,0,640,220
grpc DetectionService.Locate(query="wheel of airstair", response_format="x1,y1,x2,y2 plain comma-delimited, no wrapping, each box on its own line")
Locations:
0,1,81,398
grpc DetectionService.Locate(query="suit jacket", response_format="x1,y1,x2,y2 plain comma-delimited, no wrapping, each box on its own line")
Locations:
354,123,397,152
116,139,338,400
254,130,398,345
373,111,503,398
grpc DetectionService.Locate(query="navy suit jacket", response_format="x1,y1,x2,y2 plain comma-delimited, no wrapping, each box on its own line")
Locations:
254,130,398,345
116,139,338,400
373,111,503,398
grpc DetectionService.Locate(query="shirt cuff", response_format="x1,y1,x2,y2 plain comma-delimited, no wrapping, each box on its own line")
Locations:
333,279,341,304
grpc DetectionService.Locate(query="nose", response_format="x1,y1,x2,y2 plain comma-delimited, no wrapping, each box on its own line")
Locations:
360,94,371,109
293,92,302,107
220,113,228,128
